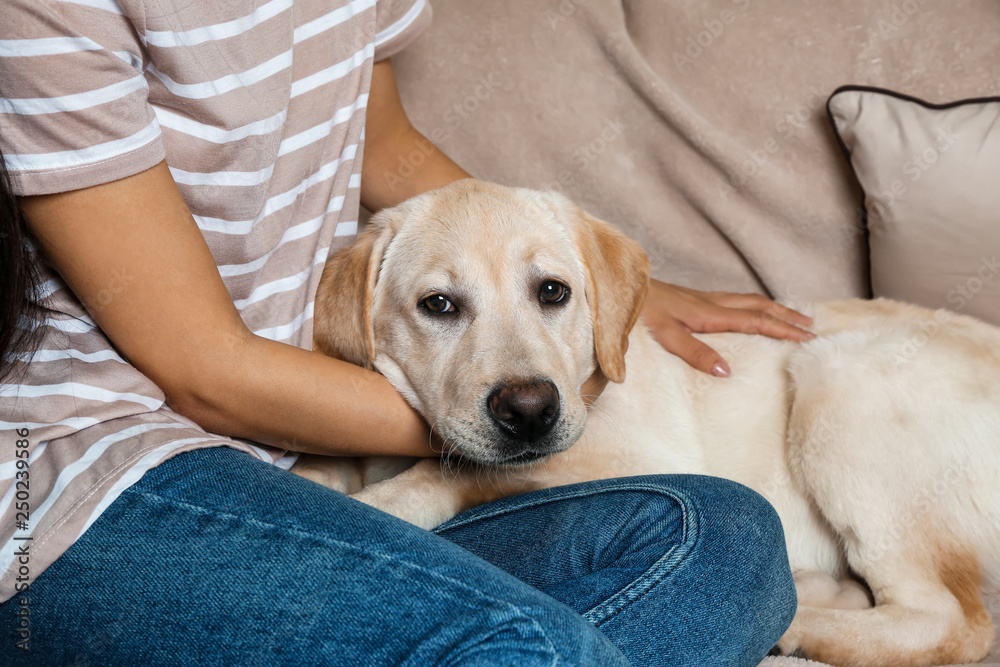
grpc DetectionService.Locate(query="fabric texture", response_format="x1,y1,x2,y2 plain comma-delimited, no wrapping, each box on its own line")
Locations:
827,86,1000,325
0,447,796,666
0,0,430,603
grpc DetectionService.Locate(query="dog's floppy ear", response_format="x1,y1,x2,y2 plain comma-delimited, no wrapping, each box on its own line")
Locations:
569,207,650,383
313,216,396,369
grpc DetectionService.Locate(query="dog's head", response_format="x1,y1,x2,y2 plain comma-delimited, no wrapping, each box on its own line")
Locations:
314,180,649,465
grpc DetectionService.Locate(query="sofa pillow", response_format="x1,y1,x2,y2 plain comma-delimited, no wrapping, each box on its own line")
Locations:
827,86,1000,325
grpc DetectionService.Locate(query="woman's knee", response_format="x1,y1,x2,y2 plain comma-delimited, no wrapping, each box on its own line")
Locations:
595,476,796,638
560,474,795,665
667,474,798,632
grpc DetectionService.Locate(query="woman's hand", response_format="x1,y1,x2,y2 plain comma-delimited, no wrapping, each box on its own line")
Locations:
642,279,815,377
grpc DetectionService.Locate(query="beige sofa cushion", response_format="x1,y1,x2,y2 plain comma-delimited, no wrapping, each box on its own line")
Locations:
828,87,1000,325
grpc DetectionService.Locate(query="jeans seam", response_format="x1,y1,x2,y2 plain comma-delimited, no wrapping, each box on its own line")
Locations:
433,479,686,532
433,480,701,629
123,489,566,664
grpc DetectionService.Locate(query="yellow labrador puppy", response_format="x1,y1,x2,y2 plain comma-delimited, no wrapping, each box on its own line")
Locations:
295,179,1000,667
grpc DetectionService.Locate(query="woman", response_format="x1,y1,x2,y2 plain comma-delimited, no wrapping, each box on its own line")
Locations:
0,1,807,664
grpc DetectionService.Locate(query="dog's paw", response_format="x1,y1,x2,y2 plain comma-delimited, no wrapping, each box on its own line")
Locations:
772,626,806,659
351,482,440,530
768,643,810,659
351,461,463,530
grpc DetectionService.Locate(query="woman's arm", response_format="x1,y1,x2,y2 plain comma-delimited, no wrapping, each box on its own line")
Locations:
15,61,469,459
21,162,435,457
361,60,470,210
15,62,468,460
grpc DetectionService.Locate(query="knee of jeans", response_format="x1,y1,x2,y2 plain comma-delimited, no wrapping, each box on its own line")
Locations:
680,476,798,627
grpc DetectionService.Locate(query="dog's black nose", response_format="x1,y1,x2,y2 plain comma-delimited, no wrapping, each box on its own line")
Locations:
487,379,561,442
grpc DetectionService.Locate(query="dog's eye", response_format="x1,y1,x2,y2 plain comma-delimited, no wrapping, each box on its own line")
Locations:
539,280,569,304
421,294,457,314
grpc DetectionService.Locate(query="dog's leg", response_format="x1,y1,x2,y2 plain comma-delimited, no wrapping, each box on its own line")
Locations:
351,458,550,530
291,454,365,494
778,550,995,666
291,455,503,529
794,571,872,610
359,456,419,486
350,458,471,529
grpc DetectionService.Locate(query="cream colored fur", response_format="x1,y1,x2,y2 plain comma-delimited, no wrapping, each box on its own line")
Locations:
296,180,1000,667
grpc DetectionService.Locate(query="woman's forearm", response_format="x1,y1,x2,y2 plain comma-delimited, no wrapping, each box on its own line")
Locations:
174,332,436,457
21,162,435,458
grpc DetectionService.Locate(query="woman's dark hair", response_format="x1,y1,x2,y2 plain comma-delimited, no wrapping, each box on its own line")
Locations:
0,144,42,381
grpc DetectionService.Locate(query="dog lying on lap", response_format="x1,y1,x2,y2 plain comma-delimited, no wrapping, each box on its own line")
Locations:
292,179,1000,667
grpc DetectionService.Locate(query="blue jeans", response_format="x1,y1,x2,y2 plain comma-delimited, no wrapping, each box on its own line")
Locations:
2,447,795,665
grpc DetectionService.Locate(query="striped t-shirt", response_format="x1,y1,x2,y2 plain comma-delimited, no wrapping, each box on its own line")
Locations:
0,0,432,603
